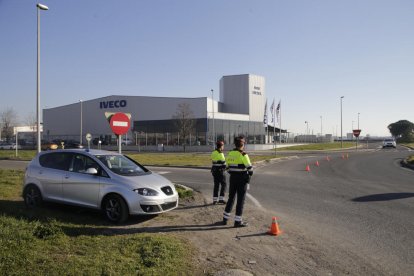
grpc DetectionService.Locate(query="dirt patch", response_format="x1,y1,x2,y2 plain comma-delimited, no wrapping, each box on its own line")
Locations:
105,191,390,276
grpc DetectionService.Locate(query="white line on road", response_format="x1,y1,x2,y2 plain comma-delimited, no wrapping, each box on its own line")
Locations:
247,193,263,209
156,171,170,175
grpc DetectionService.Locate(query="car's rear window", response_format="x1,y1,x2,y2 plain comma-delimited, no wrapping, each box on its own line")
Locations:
39,152,72,171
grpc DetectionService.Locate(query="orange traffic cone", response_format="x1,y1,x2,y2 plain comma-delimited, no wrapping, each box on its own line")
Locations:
305,165,310,172
342,154,345,159
326,156,330,162
268,216,282,236
346,153,349,159
315,161,320,167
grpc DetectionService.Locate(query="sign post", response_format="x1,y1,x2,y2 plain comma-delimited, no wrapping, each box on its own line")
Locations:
108,112,131,154
86,133,92,150
353,129,361,151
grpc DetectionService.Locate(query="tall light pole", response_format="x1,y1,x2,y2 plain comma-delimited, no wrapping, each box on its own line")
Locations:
358,112,360,129
305,121,309,143
211,89,215,144
320,115,323,139
340,96,344,148
79,100,83,144
36,3,48,153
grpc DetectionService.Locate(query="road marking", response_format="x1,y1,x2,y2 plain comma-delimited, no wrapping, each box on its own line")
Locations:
155,171,170,175
246,193,263,209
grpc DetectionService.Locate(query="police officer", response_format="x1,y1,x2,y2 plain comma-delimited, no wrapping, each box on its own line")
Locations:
223,135,253,227
211,141,227,204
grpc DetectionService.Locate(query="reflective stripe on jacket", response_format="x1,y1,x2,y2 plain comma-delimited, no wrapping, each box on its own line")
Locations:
226,149,253,173
211,150,226,168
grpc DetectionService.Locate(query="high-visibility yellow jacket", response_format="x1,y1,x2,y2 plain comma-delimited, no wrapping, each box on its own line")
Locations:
226,149,253,175
211,149,226,169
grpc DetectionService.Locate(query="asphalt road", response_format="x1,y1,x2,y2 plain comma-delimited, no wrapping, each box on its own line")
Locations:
150,145,414,275
1,144,413,274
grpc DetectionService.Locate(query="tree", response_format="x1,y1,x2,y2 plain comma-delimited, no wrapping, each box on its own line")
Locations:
1,108,18,142
388,120,414,142
172,103,195,151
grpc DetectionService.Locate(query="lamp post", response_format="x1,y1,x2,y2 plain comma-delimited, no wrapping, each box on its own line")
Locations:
79,100,83,145
211,89,215,144
305,121,309,143
320,115,323,141
36,3,49,153
340,96,344,148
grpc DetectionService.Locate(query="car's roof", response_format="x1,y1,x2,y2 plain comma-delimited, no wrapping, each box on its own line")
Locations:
40,149,122,156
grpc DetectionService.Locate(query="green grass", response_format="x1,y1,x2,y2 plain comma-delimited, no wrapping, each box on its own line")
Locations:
0,169,196,275
0,150,36,160
407,155,414,165
127,152,277,167
175,185,193,198
279,142,357,151
402,143,414,149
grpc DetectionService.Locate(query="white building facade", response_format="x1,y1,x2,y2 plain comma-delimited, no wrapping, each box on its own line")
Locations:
43,74,266,145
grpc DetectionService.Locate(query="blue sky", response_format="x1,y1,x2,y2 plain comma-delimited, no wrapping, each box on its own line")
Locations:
1,0,413,136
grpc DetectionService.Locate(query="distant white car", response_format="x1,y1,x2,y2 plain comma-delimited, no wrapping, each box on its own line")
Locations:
382,138,396,148
121,138,133,145
0,143,22,150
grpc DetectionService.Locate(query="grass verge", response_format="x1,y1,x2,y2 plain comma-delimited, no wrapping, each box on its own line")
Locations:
279,142,357,151
0,169,195,275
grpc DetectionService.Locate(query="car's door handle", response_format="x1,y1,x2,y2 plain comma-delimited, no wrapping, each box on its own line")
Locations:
64,175,70,179
38,170,43,175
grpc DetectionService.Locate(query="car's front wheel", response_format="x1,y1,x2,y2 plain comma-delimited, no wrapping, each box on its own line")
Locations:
23,184,43,209
103,194,129,224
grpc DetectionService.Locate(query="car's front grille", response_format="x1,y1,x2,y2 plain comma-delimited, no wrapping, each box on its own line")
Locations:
161,201,177,211
161,186,174,195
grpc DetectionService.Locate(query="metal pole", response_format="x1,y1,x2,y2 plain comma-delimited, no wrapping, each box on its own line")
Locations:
320,115,323,141
80,100,83,144
36,8,41,153
340,96,344,148
36,4,48,153
15,131,18,157
279,101,282,144
118,135,121,154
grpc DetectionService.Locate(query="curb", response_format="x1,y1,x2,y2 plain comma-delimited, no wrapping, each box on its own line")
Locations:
401,159,414,171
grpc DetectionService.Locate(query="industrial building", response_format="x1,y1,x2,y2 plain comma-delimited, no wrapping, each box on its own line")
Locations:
43,74,267,146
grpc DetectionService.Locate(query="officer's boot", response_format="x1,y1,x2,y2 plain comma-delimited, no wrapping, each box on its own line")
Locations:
234,221,248,228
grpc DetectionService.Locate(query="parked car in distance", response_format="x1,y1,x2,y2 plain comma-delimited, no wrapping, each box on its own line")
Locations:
121,138,133,145
41,141,58,151
0,143,22,150
63,140,84,149
23,149,179,223
382,138,396,148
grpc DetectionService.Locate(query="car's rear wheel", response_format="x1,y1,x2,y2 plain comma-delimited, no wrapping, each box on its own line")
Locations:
23,185,43,209
103,194,129,224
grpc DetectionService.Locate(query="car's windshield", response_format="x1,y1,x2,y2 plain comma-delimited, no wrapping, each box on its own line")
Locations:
96,155,148,176
384,139,394,142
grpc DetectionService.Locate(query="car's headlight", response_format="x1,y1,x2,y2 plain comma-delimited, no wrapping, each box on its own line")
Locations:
134,188,159,196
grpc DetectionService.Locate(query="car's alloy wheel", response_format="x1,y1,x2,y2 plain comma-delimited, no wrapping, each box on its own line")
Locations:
104,195,128,223
24,185,42,208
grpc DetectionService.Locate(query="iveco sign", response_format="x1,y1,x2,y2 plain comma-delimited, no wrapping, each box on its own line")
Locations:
100,100,127,109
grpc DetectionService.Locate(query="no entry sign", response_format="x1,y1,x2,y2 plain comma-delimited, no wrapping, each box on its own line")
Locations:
353,129,361,137
110,112,130,135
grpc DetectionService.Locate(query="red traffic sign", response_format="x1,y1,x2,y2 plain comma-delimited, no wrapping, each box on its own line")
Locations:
110,112,130,135
353,129,361,137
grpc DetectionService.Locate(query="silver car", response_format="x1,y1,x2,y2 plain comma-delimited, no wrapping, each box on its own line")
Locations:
23,149,179,223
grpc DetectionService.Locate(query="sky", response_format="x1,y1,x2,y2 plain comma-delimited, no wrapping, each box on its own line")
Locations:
1,0,413,137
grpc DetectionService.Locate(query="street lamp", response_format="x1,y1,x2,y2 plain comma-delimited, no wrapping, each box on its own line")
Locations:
305,121,309,143
358,112,360,129
36,3,49,153
79,100,83,144
340,96,344,148
320,115,323,139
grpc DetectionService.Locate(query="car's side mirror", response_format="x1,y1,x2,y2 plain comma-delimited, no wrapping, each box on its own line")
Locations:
85,168,98,175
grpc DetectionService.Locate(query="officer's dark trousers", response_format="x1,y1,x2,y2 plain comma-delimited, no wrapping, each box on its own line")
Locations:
224,173,248,217
212,170,226,198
